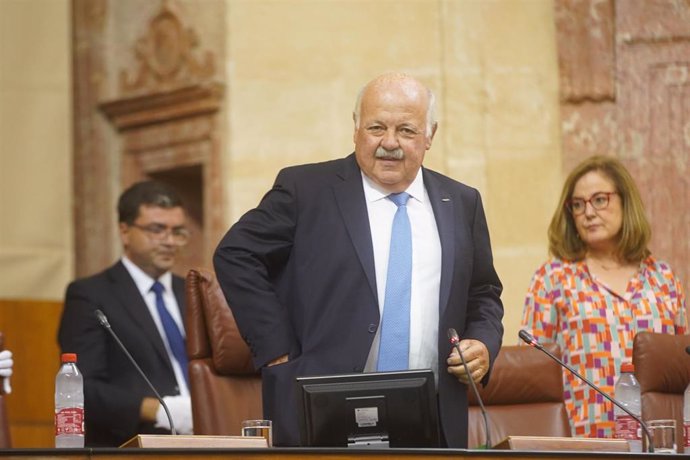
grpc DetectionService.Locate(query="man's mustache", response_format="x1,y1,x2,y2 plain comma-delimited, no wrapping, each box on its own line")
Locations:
375,147,404,160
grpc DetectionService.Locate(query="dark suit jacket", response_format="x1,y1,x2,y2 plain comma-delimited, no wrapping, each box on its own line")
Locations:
58,261,186,446
213,154,504,447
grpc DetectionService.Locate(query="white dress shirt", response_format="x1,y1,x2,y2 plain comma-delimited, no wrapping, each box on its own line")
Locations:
121,256,190,397
362,169,442,377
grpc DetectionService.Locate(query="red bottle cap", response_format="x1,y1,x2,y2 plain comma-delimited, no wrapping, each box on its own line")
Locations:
61,353,77,363
621,362,634,373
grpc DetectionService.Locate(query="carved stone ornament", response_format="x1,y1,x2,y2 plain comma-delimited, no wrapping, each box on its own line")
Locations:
120,0,215,94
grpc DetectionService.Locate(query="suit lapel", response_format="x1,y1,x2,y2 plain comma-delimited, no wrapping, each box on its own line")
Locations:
423,170,455,318
107,261,174,368
332,155,378,302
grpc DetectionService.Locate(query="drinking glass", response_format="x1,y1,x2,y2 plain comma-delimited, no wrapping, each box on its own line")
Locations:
241,419,272,447
648,419,677,454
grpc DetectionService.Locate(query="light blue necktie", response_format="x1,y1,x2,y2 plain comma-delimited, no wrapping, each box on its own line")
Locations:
377,192,412,371
151,281,190,387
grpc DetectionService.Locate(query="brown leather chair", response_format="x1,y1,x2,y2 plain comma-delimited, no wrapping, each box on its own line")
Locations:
633,331,690,453
467,343,570,448
0,332,11,448
184,268,262,436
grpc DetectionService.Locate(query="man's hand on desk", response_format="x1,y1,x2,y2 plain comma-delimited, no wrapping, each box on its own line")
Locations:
142,395,194,434
155,395,193,434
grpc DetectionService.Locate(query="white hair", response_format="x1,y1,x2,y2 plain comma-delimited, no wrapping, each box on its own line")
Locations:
353,82,437,138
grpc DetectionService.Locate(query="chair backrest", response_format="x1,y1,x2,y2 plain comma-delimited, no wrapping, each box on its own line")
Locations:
184,268,262,436
633,331,690,453
467,343,570,448
0,332,11,448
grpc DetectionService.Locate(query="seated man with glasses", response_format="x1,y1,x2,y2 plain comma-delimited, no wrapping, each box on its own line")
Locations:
58,180,193,446
520,155,686,439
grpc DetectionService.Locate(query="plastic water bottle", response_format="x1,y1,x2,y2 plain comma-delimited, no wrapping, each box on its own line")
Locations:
55,353,84,448
614,362,641,452
683,384,690,454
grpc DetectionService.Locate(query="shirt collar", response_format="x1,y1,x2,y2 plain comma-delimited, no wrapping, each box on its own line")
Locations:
361,167,425,204
121,256,173,294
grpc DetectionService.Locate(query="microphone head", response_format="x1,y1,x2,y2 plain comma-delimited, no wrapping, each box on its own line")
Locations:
518,329,536,346
686,346,690,356
94,309,110,328
447,328,460,344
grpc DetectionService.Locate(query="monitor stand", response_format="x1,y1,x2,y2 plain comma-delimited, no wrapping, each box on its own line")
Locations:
348,434,390,448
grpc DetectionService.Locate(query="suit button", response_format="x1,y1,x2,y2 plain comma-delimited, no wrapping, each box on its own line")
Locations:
368,323,377,333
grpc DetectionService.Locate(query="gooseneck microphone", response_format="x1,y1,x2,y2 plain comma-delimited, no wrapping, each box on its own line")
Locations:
447,328,491,449
94,309,177,435
519,330,653,453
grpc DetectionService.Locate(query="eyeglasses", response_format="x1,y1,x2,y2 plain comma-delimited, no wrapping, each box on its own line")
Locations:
566,192,618,216
130,223,190,245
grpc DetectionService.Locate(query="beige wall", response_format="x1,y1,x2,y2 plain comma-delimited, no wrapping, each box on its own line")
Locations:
224,0,562,343
0,0,561,344
0,0,72,300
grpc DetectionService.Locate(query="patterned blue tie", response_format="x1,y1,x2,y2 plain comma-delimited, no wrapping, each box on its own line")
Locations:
151,281,189,387
377,192,412,371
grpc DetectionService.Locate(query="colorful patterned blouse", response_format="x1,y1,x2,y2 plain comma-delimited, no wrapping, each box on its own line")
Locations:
520,256,687,438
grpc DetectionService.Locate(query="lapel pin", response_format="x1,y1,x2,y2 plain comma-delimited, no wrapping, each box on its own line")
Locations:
441,198,450,202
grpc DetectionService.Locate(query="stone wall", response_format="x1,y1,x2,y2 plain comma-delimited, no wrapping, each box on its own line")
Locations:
4,0,564,344
0,0,72,301
556,0,690,327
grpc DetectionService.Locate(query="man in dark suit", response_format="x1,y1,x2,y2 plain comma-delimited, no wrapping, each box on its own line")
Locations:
214,73,504,447
59,181,193,446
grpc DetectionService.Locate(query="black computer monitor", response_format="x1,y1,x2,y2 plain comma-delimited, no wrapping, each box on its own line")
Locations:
295,369,440,448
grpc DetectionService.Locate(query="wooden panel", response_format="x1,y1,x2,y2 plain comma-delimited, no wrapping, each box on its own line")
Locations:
120,434,267,448
494,436,628,452
0,299,63,448
0,448,662,460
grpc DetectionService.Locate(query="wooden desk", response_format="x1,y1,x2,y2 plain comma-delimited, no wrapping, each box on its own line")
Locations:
0,448,681,460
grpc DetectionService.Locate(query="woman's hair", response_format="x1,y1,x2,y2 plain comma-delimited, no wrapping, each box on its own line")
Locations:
548,155,651,262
